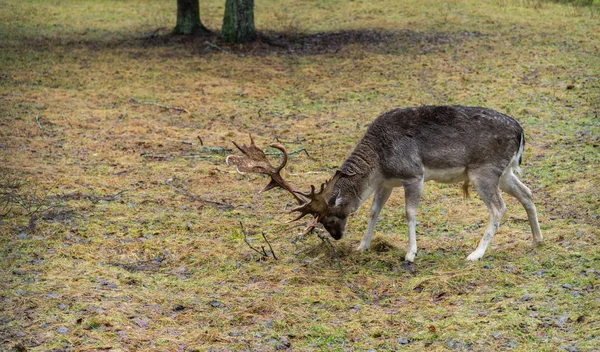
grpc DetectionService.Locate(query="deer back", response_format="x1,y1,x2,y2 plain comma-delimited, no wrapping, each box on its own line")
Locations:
342,106,523,178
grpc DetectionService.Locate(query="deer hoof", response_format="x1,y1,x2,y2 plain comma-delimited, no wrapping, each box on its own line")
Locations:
356,243,369,252
466,251,483,261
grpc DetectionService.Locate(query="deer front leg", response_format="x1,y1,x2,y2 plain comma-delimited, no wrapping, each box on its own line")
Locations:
357,186,393,252
403,178,423,262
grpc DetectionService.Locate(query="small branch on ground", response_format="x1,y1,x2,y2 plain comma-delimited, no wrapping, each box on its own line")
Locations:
273,137,307,144
35,115,44,130
140,152,170,160
180,145,233,159
288,171,329,176
49,189,131,204
289,224,344,272
314,228,337,256
142,27,166,39
198,146,233,155
239,221,277,260
1,180,62,232
187,194,233,210
129,98,190,114
264,147,311,158
96,189,130,202
315,228,345,273
258,35,289,48
204,41,230,54
167,177,233,210
262,232,278,260
501,217,529,226
0,194,11,217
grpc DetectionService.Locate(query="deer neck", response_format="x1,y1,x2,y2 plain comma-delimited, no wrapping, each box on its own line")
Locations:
333,141,381,215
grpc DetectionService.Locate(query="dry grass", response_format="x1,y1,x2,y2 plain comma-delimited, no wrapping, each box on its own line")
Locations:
1,0,599,351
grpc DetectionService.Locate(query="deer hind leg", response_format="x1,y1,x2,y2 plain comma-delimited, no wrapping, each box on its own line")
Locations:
499,170,543,244
358,186,392,252
403,177,423,262
467,171,506,261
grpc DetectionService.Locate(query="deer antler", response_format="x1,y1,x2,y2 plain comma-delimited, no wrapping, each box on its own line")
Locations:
288,172,341,222
226,135,340,234
226,135,305,204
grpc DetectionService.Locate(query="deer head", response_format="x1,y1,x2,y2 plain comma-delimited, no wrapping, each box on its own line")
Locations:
226,135,340,234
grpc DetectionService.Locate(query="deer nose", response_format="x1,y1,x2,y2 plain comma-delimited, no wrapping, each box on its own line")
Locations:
328,228,343,240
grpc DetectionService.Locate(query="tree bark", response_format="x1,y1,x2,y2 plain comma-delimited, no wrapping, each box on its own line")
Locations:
173,0,210,36
222,0,256,43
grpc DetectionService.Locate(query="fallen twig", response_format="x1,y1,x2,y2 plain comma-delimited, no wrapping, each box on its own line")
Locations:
189,195,233,209
99,189,129,202
198,146,233,155
47,188,132,204
181,155,219,159
204,41,230,54
143,27,165,39
500,217,529,226
239,221,277,260
264,147,311,158
287,223,344,272
258,35,288,49
141,153,170,160
288,171,329,176
315,229,338,256
262,232,278,260
273,137,306,144
167,177,233,210
130,98,190,114
180,145,233,159
315,228,345,273
1,182,59,231
35,115,43,130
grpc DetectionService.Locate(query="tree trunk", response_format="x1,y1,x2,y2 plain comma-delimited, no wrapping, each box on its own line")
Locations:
222,0,256,43
173,0,210,36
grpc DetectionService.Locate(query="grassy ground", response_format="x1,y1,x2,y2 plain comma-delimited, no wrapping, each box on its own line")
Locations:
1,0,599,351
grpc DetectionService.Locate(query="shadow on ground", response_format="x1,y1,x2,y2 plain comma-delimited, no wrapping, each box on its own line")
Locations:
5,28,487,57
135,28,486,56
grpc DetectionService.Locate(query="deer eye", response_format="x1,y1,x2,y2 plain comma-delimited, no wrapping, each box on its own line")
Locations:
323,218,335,227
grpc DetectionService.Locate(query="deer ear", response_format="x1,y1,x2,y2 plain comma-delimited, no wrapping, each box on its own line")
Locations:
325,171,343,207
327,189,340,207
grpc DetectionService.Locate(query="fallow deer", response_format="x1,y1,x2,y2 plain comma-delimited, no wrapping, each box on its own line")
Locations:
227,106,543,262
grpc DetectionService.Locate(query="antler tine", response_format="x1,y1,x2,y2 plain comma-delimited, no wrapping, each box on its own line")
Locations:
268,143,288,173
288,172,341,223
230,133,253,157
231,140,244,156
226,135,305,204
